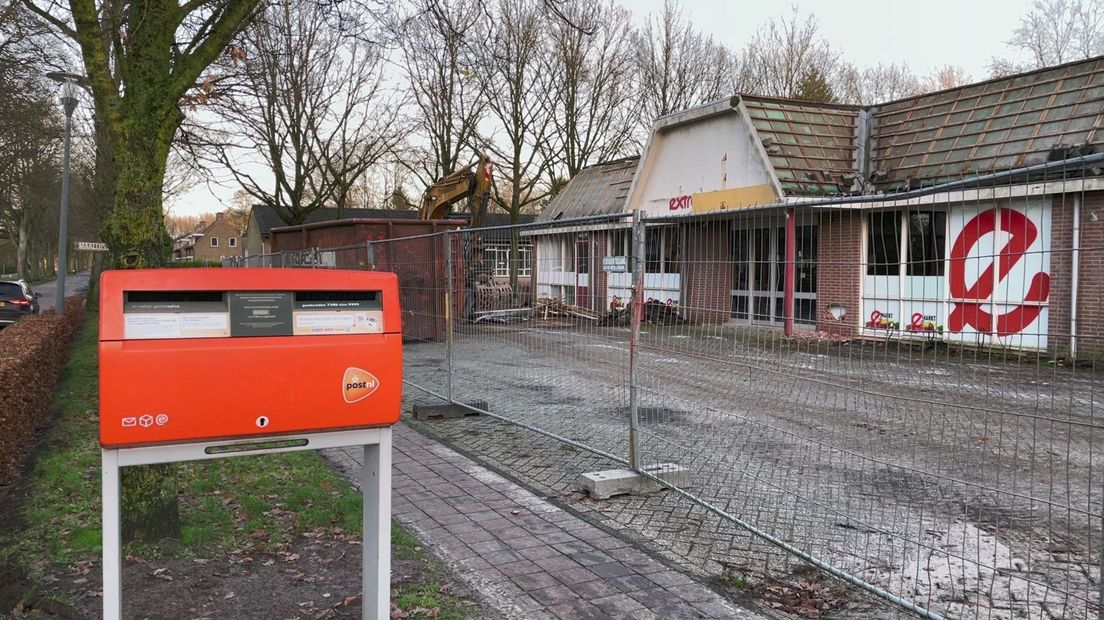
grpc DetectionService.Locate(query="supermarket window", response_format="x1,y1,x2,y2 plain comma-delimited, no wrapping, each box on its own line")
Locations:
907,211,946,276
866,212,899,275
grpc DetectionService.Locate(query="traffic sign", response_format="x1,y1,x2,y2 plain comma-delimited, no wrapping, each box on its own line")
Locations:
77,241,108,252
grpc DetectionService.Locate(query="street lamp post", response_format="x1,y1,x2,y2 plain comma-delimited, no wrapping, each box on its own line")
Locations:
50,76,79,316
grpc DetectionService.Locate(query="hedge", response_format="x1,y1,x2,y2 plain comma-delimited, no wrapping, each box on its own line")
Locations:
0,297,85,482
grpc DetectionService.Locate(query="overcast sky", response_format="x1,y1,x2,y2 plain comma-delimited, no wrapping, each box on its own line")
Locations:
171,0,1034,218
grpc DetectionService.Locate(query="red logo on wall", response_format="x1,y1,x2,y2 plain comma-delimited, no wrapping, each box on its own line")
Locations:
668,195,692,211
948,208,1050,336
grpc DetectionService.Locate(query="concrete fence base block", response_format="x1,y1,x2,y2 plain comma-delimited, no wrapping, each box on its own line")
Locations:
411,401,488,421
577,463,690,500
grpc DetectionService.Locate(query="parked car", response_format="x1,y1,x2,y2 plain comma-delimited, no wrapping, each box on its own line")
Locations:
0,280,40,326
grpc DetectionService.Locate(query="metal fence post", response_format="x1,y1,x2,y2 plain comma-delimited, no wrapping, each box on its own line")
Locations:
444,230,454,404
628,210,644,471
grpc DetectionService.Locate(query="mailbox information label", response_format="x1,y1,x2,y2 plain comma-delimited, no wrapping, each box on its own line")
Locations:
121,290,384,339
124,313,229,339
294,310,384,335
229,292,294,337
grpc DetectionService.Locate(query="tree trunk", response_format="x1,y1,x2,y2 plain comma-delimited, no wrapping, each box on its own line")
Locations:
101,130,173,268
104,116,180,543
16,214,28,280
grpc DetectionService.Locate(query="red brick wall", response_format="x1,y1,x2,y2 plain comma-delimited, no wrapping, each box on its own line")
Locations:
815,211,863,337
683,221,732,324
1049,191,1104,357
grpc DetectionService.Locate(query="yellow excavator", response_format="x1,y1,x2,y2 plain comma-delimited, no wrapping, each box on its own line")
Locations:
418,154,494,226
417,154,515,319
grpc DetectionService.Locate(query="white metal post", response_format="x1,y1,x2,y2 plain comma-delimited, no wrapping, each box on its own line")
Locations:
362,427,392,619
628,210,644,471
100,429,389,618
101,449,122,620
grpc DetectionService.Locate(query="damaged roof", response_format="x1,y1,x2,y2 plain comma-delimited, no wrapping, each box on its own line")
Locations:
535,57,1104,219
870,56,1104,191
536,156,639,222
741,95,860,196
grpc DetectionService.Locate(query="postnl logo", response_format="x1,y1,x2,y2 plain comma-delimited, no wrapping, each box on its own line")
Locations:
342,367,379,404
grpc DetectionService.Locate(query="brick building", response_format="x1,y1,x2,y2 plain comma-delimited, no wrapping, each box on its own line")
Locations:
172,212,243,261
532,56,1104,357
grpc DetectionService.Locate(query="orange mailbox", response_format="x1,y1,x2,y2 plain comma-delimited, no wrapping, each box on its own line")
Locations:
99,268,403,447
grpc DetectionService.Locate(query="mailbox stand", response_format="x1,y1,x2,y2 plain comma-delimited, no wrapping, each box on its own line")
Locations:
101,428,391,620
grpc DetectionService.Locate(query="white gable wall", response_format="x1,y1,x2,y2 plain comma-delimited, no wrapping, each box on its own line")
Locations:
626,108,779,219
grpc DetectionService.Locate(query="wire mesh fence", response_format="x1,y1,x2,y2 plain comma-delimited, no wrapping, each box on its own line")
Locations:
232,162,1103,619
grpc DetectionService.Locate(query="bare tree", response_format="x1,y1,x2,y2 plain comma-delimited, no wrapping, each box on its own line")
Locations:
1012,0,1104,67
924,65,972,91
838,62,925,105
479,0,557,224
544,0,636,177
740,7,839,99
0,3,68,278
396,0,488,187
353,161,417,211
202,0,398,225
632,0,736,134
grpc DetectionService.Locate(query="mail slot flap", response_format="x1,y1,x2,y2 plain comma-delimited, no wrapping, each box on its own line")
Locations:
100,268,401,342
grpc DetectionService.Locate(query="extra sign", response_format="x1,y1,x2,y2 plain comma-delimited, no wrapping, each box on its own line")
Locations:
947,201,1050,349
77,241,109,252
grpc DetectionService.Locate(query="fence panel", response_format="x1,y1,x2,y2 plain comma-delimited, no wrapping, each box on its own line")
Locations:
228,162,1103,618
630,173,1103,619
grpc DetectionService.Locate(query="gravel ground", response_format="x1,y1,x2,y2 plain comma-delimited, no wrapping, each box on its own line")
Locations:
403,319,1103,620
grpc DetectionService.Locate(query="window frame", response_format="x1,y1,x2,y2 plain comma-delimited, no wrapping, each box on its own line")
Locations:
866,211,901,276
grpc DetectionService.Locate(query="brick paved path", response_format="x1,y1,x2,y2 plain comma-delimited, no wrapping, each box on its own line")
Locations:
325,423,763,620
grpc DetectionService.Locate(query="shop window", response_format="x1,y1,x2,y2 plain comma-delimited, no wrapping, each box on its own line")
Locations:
610,229,631,257
644,228,679,273
796,225,818,293
907,211,946,276
866,212,899,275
795,299,817,325
645,230,662,272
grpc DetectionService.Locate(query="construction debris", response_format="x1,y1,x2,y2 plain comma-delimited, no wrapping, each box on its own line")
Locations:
474,281,514,312
534,298,602,321
598,300,689,327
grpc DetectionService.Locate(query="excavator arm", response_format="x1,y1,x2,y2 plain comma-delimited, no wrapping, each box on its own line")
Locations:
418,154,494,225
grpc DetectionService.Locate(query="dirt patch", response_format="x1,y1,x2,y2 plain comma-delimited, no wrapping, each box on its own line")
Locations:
3,532,477,619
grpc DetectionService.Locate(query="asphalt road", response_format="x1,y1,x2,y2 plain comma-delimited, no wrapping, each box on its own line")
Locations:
31,271,90,311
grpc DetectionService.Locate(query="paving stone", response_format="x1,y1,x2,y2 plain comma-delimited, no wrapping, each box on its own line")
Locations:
646,570,696,588
553,566,598,586
530,584,579,606
592,593,646,614
496,558,543,576
512,571,561,592
321,423,763,620
628,588,683,610
548,600,609,620
588,561,639,579
609,574,659,593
